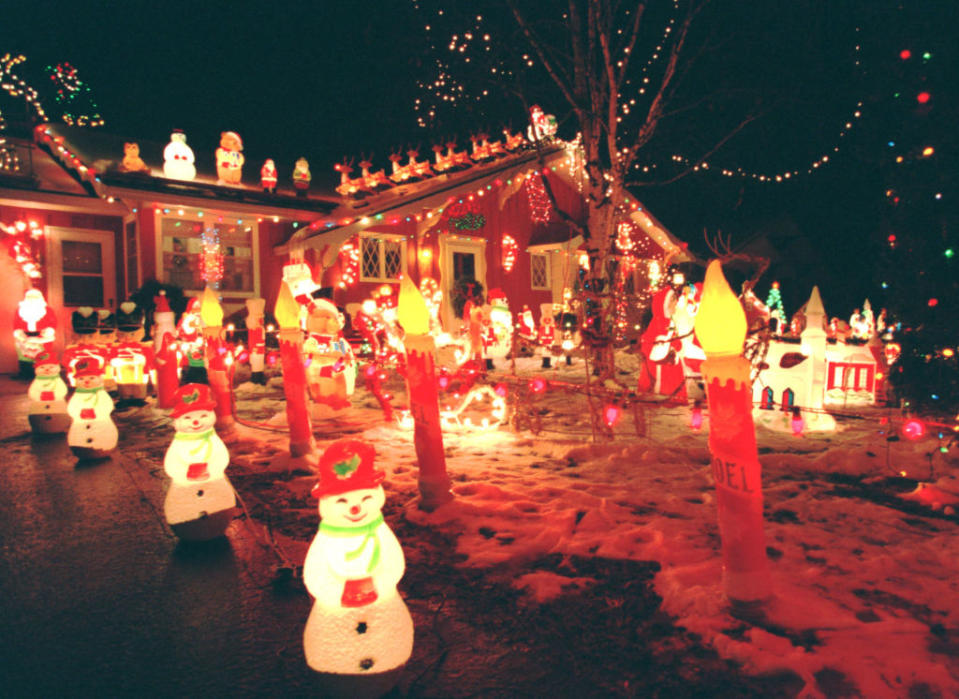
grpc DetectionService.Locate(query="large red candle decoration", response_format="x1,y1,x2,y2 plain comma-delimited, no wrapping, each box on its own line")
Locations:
693,260,772,605
200,286,236,440
274,281,315,458
398,276,452,510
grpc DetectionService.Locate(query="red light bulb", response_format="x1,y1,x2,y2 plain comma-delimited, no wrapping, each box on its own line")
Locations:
902,418,925,440
917,91,931,104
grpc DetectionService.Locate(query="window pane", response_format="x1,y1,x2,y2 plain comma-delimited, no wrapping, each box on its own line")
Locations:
531,254,548,289
453,252,475,282
383,240,402,279
161,218,254,292
62,240,102,274
361,237,380,278
63,275,103,307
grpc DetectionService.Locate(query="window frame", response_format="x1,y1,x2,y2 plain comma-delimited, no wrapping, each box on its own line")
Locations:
155,212,260,297
359,232,407,283
530,252,550,290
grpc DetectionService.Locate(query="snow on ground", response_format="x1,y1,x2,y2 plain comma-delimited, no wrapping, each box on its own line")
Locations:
227,349,959,698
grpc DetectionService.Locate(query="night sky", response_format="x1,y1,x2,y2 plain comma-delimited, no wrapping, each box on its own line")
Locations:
1,1,954,316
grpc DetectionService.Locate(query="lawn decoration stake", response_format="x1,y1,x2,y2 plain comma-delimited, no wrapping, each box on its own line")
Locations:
303,440,413,694
66,356,117,460
398,276,452,510
274,282,315,458
163,383,237,541
693,260,772,605
28,350,70,433
199,287,236,440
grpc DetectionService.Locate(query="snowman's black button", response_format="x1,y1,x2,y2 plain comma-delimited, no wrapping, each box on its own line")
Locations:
359,658,374,671
356,622,367,634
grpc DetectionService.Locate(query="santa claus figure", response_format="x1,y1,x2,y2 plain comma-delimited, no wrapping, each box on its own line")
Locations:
163,383,236,541
303,439,413,693
638,283,686,402
13,289,57,377
516,305,537,356
153,291,180,409
261,159,278,193
28,350,70,433
67,356,118,460
245,298,267,385
303,298,356,416
538,312,557,369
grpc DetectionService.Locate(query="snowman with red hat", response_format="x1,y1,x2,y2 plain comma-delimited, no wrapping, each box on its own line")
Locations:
303,439,413,692
28,350,70,433
163,383,236,540
66,356,118,459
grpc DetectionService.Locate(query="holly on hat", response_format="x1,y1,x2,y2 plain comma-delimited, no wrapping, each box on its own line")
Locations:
312,439,384,498
34,350,59,368
170,383,217,418
74,356,104,377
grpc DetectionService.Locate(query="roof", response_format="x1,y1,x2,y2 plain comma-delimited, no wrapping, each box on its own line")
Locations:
33,124,339,220
280,140,693,263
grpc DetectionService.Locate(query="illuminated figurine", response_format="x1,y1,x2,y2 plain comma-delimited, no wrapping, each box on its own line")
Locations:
95,309,118,392
527,104,558,141
260,159,278,193
163,383,236,541
215,131,244,185
304,298,356,416
293,157,311,197
303,440,413,690
245,298,267,385
119,142,150,174
63,307,105,387
153,291,180,409
112,301,153,400
13,289,57,377
484,289,512,368
516,305,537,356
66,357,117,460
178,297,207,383
28,350,70,433
538,312,556,369
163,130,196,181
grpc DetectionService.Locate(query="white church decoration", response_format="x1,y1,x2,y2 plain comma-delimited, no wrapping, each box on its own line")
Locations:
163,383,237,541
302,439,413,694
27,350,70,433
66,356,118,460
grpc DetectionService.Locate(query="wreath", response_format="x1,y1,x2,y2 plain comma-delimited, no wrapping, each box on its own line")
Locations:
451,277,485,319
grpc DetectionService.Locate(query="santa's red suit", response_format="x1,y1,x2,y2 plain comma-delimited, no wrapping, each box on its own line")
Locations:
13,293,57,361
638,287,686,402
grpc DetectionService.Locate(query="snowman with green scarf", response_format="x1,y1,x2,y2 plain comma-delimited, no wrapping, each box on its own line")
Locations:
163,383,236,540
66,356,117,459
303,439,413,691
28,350,70,433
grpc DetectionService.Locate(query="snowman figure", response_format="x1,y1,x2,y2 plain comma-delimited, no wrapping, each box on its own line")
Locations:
303,439,413,692
28,350,70,434
484,289,513,368
163,383,236,541
163,130,196,181
67,357,118,460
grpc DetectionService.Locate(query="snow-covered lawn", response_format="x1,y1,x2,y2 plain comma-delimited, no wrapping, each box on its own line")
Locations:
226,351,959,697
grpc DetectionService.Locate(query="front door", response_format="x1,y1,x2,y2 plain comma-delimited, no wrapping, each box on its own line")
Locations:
440,236,486,331
46,227,117,316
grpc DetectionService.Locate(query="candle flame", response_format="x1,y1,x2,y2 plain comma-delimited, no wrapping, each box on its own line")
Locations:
274,281,300,329
694,260,746,357
397,276,430,335
199,287,223,327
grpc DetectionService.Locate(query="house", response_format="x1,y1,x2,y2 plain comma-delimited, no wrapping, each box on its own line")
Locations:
1,119,689,373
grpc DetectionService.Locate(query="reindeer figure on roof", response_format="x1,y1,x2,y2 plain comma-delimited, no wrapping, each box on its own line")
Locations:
407,147,433,180
478,131,507,159
502,126,525,152
334,158,368,198
432,143,454,174
446,140,472,170
358,155,391,191
470,133,492,162
388,150,413,184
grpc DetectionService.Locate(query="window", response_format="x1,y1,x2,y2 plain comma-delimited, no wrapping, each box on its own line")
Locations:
530,252,550,290
360,234,406,282
160,216,256,294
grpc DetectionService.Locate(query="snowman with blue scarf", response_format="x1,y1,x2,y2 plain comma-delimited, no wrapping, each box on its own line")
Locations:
303,439,413,692
163,383,236,540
